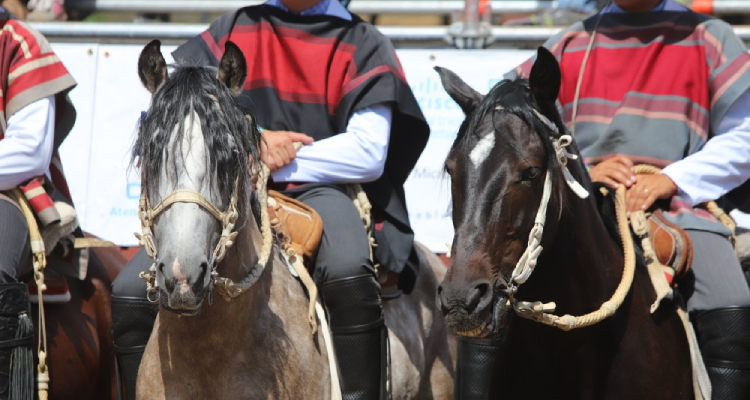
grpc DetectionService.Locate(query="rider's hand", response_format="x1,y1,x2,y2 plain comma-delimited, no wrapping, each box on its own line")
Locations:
626,174,678,212
588,156,637,189
260,130,314,172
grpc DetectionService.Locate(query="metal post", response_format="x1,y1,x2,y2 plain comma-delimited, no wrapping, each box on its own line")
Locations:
445,0,494,49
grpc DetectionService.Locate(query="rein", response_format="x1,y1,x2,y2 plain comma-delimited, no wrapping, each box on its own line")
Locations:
136,162,275,303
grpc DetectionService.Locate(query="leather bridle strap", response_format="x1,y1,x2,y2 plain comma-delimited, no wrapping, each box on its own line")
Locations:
149,189,227,222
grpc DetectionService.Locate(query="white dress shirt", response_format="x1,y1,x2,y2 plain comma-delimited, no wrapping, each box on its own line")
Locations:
0,95,56,190
271,104,393,183
663,93,750,205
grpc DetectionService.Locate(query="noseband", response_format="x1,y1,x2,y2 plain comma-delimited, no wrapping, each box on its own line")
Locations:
136,153,274,303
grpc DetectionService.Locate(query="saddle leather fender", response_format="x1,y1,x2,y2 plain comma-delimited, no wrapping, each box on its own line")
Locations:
648,210,694,282
267,190,323,267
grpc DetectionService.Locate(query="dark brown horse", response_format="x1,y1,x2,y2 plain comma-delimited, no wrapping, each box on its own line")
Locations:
435,47,693,398
29,234,124,399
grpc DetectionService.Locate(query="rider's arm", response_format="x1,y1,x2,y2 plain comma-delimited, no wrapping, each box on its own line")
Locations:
661,90,750,206
0,95,56,190
271,103,392,183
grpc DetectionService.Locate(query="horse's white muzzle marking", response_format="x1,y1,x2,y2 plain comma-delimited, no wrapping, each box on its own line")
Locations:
172,257,191,294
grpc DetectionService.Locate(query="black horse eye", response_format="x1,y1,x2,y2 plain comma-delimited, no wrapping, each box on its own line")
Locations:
521,167,541,182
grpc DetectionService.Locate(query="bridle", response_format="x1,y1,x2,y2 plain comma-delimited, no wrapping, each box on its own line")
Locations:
492,105,590,302
483,103,638,332
136,123,274,304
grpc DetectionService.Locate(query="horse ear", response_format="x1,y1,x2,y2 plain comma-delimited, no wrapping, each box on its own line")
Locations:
138,40,168,94
529,47,561,104
218,41,247,95
434,66,482,115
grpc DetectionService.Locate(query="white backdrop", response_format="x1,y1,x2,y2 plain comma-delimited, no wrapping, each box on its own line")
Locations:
53,43,749,250
53,43,534,250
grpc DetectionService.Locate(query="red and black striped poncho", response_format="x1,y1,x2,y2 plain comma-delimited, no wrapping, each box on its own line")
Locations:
173,5,430,291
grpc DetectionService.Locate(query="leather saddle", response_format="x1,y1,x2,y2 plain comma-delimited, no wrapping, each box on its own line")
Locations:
267,190,324,267
646,209,694,284
267,190,400,295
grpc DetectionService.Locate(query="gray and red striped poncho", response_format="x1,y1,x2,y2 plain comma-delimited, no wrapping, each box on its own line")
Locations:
511,9,750,234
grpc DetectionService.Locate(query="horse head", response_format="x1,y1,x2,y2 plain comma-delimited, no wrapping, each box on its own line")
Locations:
135,40,260,314
435,47,572,338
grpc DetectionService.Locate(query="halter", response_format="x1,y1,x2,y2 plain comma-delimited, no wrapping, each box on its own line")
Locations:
135,162,274,303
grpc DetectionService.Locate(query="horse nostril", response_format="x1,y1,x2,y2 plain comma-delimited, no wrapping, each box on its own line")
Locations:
465,282,490,315
436,285,450,314
200,261,208,272
157,262,165,273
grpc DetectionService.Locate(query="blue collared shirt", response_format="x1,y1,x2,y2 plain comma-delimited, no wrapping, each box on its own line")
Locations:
265,0,351,21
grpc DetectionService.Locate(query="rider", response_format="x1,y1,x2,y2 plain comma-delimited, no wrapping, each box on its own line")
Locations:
111,0,429,399
455,0,750,398
0,8,79,400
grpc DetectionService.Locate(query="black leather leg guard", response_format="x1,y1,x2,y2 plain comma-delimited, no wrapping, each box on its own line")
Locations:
694,306,750,400
0,284,33,400
321,275,386,400
112,296,158,400
454,336,507,400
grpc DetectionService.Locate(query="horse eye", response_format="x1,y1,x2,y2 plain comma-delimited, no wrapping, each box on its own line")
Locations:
521,167,541,181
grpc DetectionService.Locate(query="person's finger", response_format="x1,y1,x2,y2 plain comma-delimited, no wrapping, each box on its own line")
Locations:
283,141,297,160
627,185,646,212
275,148,291,166
265,155,277,172
600,177,619,189
612,164,636,183
612,155,634,169
641,191,658,210
287,132,315,145
606,169,634,187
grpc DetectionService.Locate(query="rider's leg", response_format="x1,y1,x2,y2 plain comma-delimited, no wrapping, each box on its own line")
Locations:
0,200,33,400
111,249,158,400
681,230,750,399
287,184,386,400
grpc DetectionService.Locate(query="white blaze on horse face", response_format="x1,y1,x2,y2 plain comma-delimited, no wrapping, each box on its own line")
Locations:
469,131,495,168
180,111,208,191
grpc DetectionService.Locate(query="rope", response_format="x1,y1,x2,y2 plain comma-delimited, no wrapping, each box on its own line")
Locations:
346,184,377,266
569,10,604,137
513,185,636,331
8,189,49,400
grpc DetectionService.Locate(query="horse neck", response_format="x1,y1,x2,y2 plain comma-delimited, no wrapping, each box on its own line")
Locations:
523,162,625,314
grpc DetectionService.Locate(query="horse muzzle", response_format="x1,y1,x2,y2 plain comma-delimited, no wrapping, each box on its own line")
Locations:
159,287,205,316
437,279,511,339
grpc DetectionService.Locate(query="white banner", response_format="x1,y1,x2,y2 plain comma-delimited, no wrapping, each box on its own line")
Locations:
54,43,534,250
53,43,749,250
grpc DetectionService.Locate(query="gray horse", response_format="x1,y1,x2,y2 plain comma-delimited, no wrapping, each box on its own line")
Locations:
133,40,454,399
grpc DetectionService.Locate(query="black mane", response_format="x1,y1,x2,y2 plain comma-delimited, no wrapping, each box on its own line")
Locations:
133,65,261,206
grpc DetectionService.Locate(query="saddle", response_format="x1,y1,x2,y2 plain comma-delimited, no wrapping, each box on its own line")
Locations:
267,190,323,267
267,189,402,298
646,209,694,284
